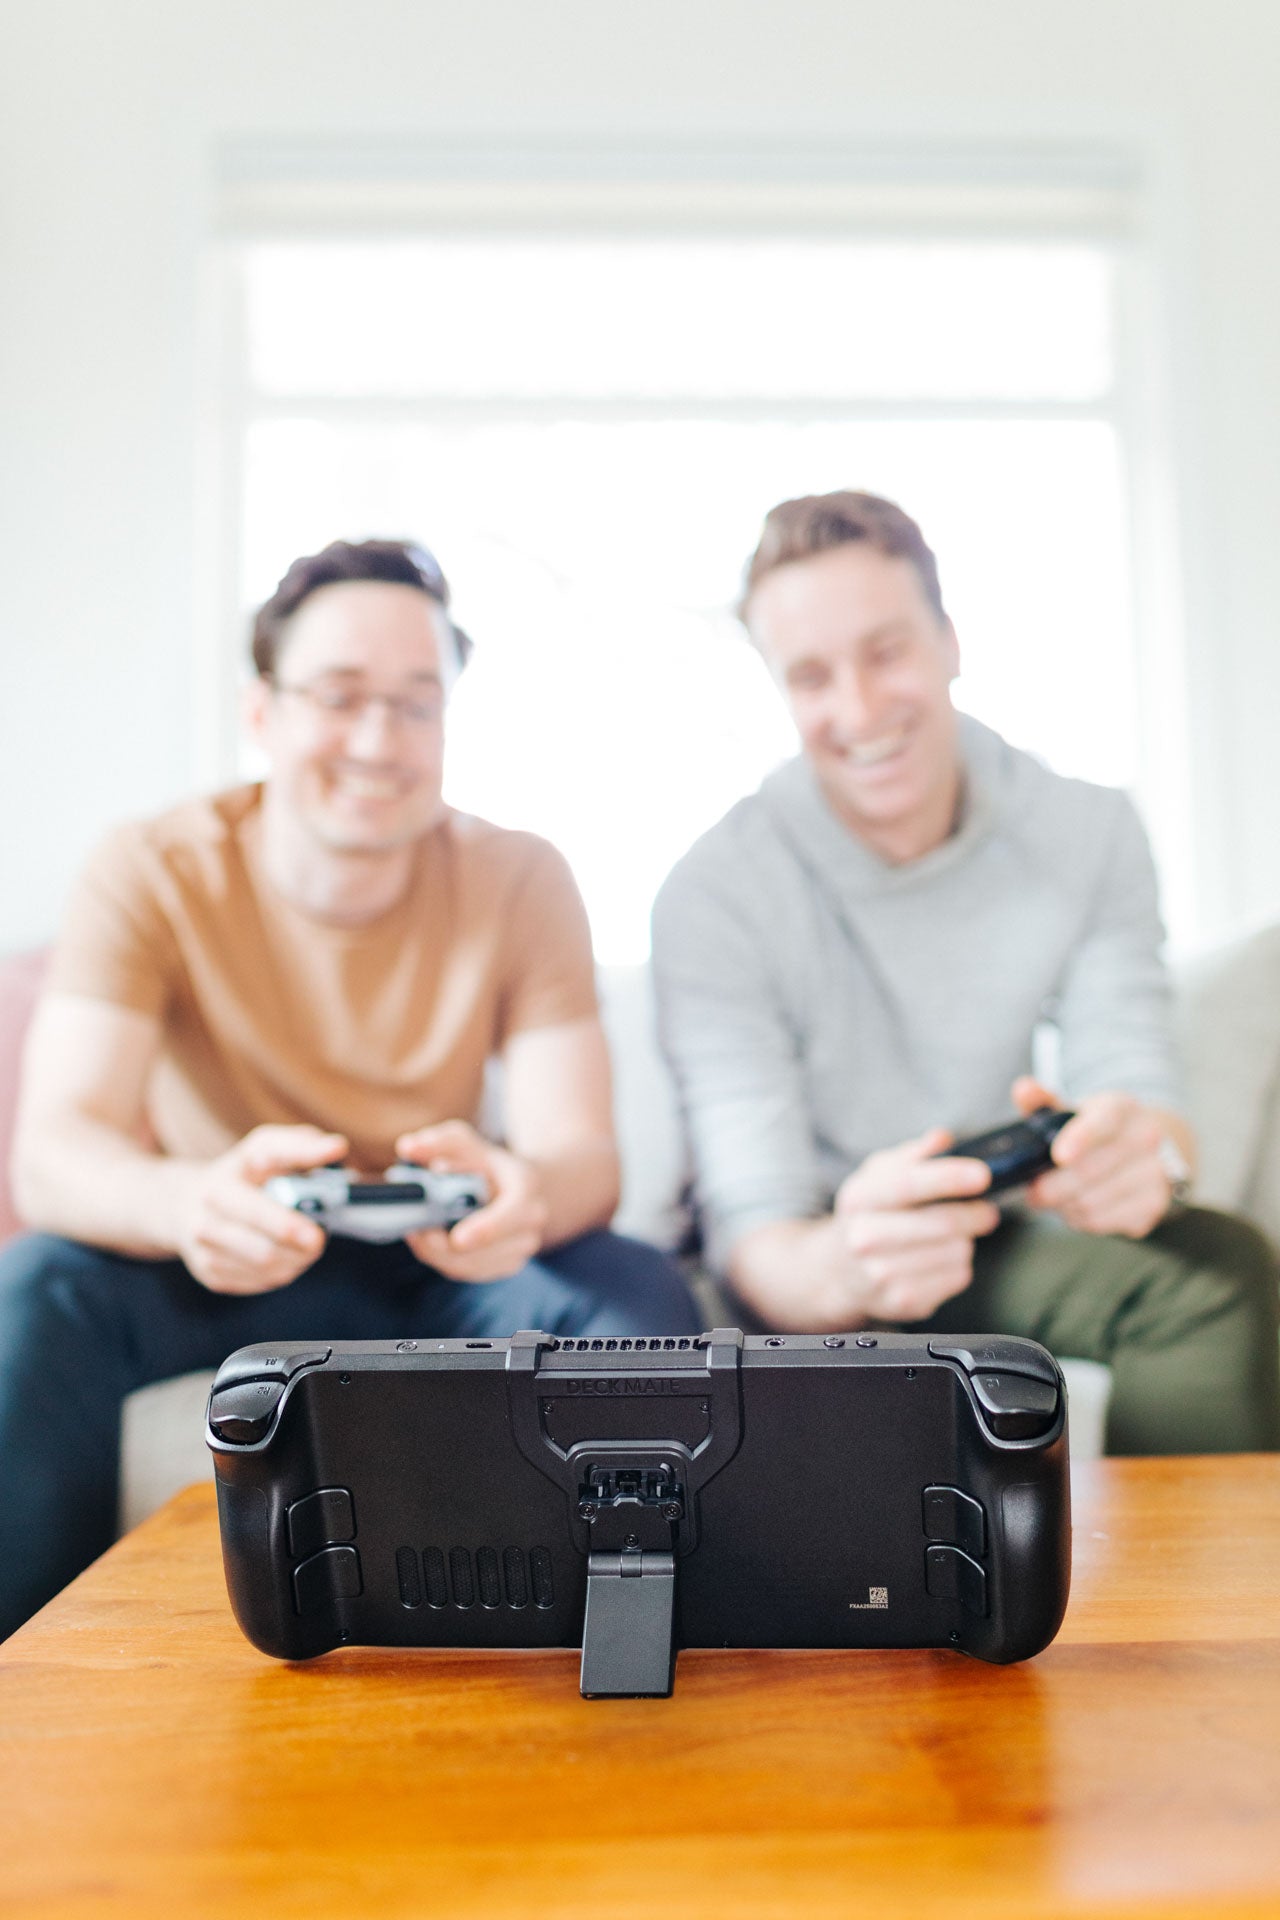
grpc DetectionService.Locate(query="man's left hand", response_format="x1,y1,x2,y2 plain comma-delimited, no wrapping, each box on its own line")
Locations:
1012,1076,1175,1239
395,1119,549,1281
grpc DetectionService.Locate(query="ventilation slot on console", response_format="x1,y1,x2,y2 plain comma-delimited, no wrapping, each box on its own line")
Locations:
449,1547,475,1608
403,1546,555,1611
423,1546,449,1609
476,1546,502,1609
530,1547,555,1609
503,1546,529,1609
396,1545,423,1609
549,1335,694,1353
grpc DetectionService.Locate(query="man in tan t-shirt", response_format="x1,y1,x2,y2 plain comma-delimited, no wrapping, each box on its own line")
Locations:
0,537,696,1640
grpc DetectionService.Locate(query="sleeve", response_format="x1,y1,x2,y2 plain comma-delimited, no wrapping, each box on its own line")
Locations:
1053,792,1184,1112
651,849,828,1272
44,825,183,1019
496,837,599,1041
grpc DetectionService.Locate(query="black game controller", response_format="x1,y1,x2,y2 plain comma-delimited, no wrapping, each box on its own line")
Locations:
266,1165,490,1244
943,1107,1075,1195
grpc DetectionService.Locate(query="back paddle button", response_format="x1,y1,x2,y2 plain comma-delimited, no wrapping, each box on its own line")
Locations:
922,1485,987,1558
293,1545,363,1616
925,1543,988,1616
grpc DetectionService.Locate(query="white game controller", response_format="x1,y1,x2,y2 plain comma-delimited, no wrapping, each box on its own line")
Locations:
266,1165,490,1244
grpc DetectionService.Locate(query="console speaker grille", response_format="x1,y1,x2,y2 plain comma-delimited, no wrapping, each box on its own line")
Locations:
398,1546,555,1610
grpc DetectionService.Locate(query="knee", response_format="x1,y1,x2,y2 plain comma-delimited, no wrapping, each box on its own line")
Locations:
0,1233,123,1338
548,1231,701,1335
621,1241,701,1335
1160,1207,1280,1327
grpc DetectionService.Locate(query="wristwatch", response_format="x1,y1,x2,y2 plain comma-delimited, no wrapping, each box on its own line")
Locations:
1157,1137,1193,1212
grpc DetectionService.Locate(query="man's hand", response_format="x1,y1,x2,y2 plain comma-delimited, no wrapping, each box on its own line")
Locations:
827,1127,1002,1324
175,1125,346,1295
1013,1076,1176,1238
397,1120,549,1282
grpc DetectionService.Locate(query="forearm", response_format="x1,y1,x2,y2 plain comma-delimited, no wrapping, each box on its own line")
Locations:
12,1113,200,1259
526,1138,620,1250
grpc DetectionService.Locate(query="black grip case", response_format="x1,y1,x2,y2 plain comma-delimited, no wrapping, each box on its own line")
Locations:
208,1328,1071,1696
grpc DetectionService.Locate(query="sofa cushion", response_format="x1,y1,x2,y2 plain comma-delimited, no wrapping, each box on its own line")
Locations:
1176,925,1280,1249
0,949,47,1243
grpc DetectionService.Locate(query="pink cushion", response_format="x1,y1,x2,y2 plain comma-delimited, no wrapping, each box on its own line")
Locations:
0,949,49,1244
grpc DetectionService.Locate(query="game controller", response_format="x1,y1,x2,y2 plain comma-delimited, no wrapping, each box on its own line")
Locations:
943,1106,1075,1195
266,1165,490,1243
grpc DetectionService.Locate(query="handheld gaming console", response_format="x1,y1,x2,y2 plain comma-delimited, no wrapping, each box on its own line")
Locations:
944,1106,1075,1194
208,1328,1071,1697
266,1165,490,1243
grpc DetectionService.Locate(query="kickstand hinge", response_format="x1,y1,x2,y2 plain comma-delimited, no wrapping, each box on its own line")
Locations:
580,1548,676,1697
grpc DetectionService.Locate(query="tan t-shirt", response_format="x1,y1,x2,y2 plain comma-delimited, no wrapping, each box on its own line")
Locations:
48,785,598,1170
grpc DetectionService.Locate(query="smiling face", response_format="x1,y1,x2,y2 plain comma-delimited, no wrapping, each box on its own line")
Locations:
747,542,963,863
245,579,457,855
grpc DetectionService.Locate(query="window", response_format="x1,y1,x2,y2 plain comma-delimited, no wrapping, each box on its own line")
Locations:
222,219,1136,960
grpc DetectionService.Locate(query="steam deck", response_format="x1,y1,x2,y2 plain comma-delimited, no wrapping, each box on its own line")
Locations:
208,1329,1071,1697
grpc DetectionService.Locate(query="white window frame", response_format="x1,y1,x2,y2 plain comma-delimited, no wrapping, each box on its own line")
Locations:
195,144,1195,943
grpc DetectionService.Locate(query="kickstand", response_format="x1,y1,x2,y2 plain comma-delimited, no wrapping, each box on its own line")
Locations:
580,1547,676,1697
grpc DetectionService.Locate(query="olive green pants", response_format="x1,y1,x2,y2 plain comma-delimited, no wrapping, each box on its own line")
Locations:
923,1206,1280,1454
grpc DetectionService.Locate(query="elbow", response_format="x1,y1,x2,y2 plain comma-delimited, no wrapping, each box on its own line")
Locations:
9,1133,50,1233
8,1110,77,1235
595,1144,622,1227
578,1140,621,1233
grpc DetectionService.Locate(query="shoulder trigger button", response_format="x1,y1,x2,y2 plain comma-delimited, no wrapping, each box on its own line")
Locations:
971,1371,1060,1440
927,1338,1059,1386
207,1377,285,1445
213,1347,331,1391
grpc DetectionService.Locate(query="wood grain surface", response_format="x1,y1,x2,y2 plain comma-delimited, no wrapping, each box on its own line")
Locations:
2,1457,1279,1920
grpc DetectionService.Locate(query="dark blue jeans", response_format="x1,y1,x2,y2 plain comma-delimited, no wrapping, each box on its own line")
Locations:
0,1228,699,1641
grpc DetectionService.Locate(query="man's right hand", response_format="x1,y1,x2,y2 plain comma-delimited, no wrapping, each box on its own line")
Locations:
827,1127,1002,1324
729,1127,1004,1332
174,1125,348,1295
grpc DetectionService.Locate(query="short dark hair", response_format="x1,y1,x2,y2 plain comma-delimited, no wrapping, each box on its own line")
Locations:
251,538,473,678
739,491,947,624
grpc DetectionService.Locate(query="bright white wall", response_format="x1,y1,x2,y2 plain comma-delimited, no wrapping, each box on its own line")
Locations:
2,0,1279,952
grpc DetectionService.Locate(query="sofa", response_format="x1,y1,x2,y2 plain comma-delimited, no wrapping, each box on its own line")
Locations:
5,932,1280,1527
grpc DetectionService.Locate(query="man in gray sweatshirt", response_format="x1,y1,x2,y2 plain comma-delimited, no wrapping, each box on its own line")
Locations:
651,490,1279,1453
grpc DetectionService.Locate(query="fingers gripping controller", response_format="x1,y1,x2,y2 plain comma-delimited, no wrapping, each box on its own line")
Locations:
267,1165,490,1243
940,1108,1074,1196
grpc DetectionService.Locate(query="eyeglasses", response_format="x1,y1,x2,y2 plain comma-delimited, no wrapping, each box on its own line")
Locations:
269,679,444,728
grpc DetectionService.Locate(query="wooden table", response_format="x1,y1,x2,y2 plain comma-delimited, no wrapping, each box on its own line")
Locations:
2,1458,1279,1919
